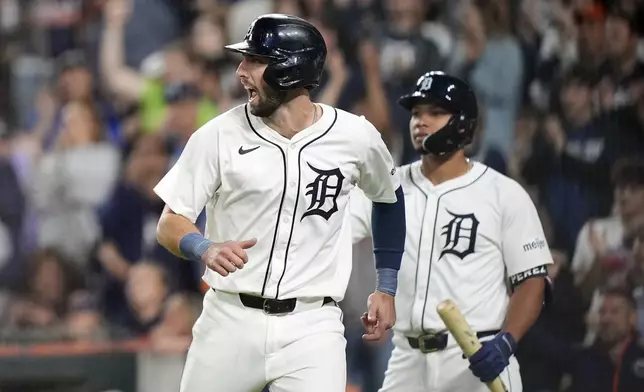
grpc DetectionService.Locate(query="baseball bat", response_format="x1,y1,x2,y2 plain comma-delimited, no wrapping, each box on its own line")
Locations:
436,299,508,392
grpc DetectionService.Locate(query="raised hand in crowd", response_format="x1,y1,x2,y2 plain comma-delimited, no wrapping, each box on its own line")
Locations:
103,0,132,27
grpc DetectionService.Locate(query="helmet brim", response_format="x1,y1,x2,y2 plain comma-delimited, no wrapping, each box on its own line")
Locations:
398,92,435,111
224,41,283,60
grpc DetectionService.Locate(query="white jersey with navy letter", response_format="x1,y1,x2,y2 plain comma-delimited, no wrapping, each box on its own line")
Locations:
350,161,552,335
154,103,399,301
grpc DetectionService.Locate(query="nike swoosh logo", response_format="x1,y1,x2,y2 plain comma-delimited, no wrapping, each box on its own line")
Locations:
238,146,260,155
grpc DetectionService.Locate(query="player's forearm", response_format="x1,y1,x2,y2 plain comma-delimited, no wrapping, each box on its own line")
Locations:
372,186,406,295
156,206,203,259
503,277,545,342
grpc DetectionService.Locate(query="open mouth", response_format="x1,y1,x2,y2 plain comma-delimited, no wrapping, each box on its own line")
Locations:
246,87,258,103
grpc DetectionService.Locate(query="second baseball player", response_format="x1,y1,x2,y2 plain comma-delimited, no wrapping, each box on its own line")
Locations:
351,71,553,392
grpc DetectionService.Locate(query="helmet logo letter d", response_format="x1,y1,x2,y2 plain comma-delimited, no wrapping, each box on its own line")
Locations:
419,77,433,93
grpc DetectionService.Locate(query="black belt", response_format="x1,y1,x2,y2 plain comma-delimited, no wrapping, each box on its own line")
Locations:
235,291,335,314
407,329,500,353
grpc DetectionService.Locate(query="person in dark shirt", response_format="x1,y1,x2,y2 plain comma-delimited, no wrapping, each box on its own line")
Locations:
522,65,644,255
524,287,644,392
597,6,644,113
95,134,197,328
517,255,587,392
374,0,443,164
568,287,644,392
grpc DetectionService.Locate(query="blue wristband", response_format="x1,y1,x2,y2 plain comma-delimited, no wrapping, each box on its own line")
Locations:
179,232,213,262
376,268,398,296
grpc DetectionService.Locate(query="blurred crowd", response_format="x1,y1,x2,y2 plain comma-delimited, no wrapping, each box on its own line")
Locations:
0,0,643,391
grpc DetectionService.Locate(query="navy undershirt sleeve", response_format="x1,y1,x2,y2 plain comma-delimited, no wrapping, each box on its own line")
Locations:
371,186,406,295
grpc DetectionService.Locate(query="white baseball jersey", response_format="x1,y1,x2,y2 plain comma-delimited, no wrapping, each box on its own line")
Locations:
351,160,552,335
154,103,399,300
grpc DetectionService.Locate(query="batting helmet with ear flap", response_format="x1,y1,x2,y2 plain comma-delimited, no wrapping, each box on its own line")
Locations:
398,71,478,156
224,14,327,91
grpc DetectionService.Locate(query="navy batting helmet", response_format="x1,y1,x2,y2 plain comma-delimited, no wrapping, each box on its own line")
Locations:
224,14,327,91
398,71,478,156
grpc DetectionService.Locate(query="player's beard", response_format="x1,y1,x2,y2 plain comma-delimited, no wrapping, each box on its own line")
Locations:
249,83,286,118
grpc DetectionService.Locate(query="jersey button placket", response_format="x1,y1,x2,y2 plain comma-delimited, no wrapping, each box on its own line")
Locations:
413,194,438,331
283,143,300,230
271,143,299,289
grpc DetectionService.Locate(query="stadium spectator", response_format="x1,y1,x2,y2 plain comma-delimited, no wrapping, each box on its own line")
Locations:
4,249,83,329
100,0,218,136
121,261,170,336
467,0,524,173
567,288,644,392
31,100,120,267
597,6,644,112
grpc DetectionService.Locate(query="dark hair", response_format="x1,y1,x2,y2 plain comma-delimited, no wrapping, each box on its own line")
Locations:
518,104,540,119
560,64,598,88
611,156,644,188
55,50,88,76
475,0,511,35
164,83,201,103
122,132,173,168
602,286,637,309
24,249,84,313
607,6,640,35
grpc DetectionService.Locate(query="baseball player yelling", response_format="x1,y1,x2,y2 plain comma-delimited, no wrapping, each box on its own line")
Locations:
350,71,553,392
154,14,406,392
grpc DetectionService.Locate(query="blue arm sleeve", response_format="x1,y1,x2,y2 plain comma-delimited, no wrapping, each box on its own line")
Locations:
371,186,406,296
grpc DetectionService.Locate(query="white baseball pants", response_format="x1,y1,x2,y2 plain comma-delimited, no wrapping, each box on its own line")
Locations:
380,332,523,392
179,289,347,392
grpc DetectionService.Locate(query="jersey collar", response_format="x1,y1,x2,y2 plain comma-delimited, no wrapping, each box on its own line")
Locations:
411,160,488,195
244,103,336,146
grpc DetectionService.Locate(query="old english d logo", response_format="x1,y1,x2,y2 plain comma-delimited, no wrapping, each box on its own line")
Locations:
439,209,479,260
301,163,344,221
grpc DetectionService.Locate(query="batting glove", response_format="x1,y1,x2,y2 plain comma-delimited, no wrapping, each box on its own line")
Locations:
467,331,517,383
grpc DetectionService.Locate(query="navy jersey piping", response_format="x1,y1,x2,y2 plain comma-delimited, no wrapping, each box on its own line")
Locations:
244,105,288,296
407,163,428,331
